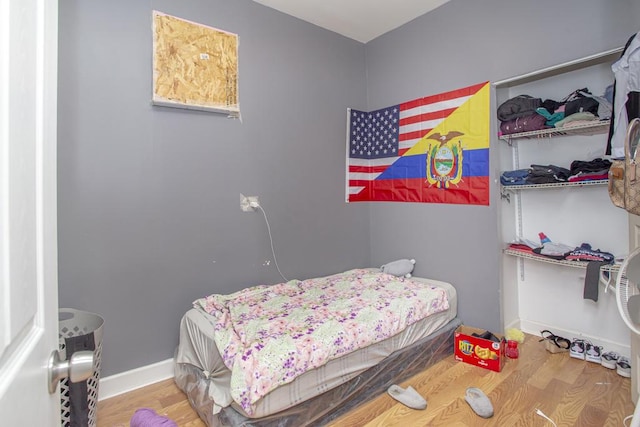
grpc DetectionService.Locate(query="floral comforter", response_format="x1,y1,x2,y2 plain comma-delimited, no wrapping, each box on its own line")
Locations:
194,269,449,414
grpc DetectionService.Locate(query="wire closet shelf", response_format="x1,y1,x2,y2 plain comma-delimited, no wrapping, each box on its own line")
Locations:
503,248,621,274
499,120,611,144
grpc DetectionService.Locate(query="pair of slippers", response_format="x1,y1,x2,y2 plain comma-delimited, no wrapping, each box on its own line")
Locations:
387,385,493,418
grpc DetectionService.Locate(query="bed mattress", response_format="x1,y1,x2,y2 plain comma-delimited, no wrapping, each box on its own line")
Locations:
174,275,457,424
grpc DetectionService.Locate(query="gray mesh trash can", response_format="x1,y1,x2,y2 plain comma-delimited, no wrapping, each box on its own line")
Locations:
58,308,104,427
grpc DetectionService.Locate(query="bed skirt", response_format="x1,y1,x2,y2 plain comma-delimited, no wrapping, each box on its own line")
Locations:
174,316,462,427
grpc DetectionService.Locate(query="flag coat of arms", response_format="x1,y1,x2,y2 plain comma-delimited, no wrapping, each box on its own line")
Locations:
346,82,490,205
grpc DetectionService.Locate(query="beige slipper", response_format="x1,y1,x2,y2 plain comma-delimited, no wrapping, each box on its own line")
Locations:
465,387,494,418
387,384,427,410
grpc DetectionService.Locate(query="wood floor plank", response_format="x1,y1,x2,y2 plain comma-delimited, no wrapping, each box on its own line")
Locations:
576,404,610,427
98,334,636,426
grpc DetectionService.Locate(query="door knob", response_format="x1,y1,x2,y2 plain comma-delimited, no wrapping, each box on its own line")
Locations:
48,350,94,394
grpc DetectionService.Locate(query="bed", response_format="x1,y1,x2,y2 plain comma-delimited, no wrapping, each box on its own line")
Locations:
174,268,460,426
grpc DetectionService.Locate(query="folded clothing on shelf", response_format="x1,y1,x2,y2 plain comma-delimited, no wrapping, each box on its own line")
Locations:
526,164,571,184
509,240,616,264
502,160,610,185
532,242,574,260
570,158,612,175
535,107,565,126
500,114,548,135
568,171,609,182
507,243,536,254
565,243,615,263
500,169,530,186
567,158,611,182
554,112,597,128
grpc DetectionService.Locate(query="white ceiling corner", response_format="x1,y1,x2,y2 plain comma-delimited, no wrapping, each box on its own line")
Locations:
252,0,451,43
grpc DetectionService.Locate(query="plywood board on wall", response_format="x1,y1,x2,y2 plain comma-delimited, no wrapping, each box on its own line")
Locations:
152,11,239,116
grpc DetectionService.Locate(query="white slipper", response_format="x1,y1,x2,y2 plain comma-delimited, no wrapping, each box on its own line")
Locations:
465,387,493,418
387,384,427,410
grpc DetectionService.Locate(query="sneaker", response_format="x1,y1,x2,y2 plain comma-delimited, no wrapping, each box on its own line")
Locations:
601,351,620,369
570,339,586,360
585,343,602,363
617,356,631,378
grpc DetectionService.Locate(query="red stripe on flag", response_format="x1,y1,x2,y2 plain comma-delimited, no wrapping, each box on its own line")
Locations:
348,176,490,205
419,81,488,107
398,82,486,111
349,165,389,173
399,108,458,126
400,130,430,141
349,180,374,188
400,97,423,111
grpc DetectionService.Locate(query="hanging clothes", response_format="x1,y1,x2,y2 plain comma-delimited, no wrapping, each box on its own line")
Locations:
607,32,640,158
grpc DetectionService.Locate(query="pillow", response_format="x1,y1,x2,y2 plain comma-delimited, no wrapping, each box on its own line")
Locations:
380,259,416,278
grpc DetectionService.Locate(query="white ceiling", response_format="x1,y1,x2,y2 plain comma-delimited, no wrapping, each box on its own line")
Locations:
252,0,451,43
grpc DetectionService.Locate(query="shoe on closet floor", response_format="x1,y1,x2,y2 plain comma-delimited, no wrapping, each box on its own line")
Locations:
570,339,586,360
601,351,620,369
585,343,602,363
617,356,631,378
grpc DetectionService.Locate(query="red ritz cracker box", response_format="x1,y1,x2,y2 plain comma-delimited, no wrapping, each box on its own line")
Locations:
454,325,506,372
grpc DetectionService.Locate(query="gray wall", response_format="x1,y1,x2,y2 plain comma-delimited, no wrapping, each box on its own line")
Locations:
364,0,638,332
58,0,368,376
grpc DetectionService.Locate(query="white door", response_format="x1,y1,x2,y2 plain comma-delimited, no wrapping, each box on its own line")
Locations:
0,0,60,424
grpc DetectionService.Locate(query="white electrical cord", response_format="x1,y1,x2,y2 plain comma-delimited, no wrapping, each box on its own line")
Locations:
625,414,634,427
624,400,640,427
600,269,613,293
535,409,557,427
256,205,288,283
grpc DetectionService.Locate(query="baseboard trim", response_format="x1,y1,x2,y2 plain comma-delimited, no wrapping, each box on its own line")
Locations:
504,318,520,331
518,319,631,357
98,358,174,401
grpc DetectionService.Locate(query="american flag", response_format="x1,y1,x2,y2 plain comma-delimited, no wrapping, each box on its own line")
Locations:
347,83,485,199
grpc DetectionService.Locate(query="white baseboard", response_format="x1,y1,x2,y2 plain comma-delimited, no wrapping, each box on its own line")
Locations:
504,318,520,331
518,319,631,358
98,358,174,401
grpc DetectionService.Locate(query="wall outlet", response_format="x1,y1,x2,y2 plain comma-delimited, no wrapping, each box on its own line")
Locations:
240,194,260,212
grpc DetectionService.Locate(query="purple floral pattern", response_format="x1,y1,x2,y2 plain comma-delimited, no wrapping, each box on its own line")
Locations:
194,269,449,414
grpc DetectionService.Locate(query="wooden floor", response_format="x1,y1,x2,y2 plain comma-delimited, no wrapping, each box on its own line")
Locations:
97,334,636,426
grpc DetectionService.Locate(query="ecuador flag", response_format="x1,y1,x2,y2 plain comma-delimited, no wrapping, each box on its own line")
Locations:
346,82,490,205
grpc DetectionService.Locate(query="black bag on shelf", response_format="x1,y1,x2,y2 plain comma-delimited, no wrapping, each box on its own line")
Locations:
540,99,563,114
563,88,600,117
497,95,543,121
